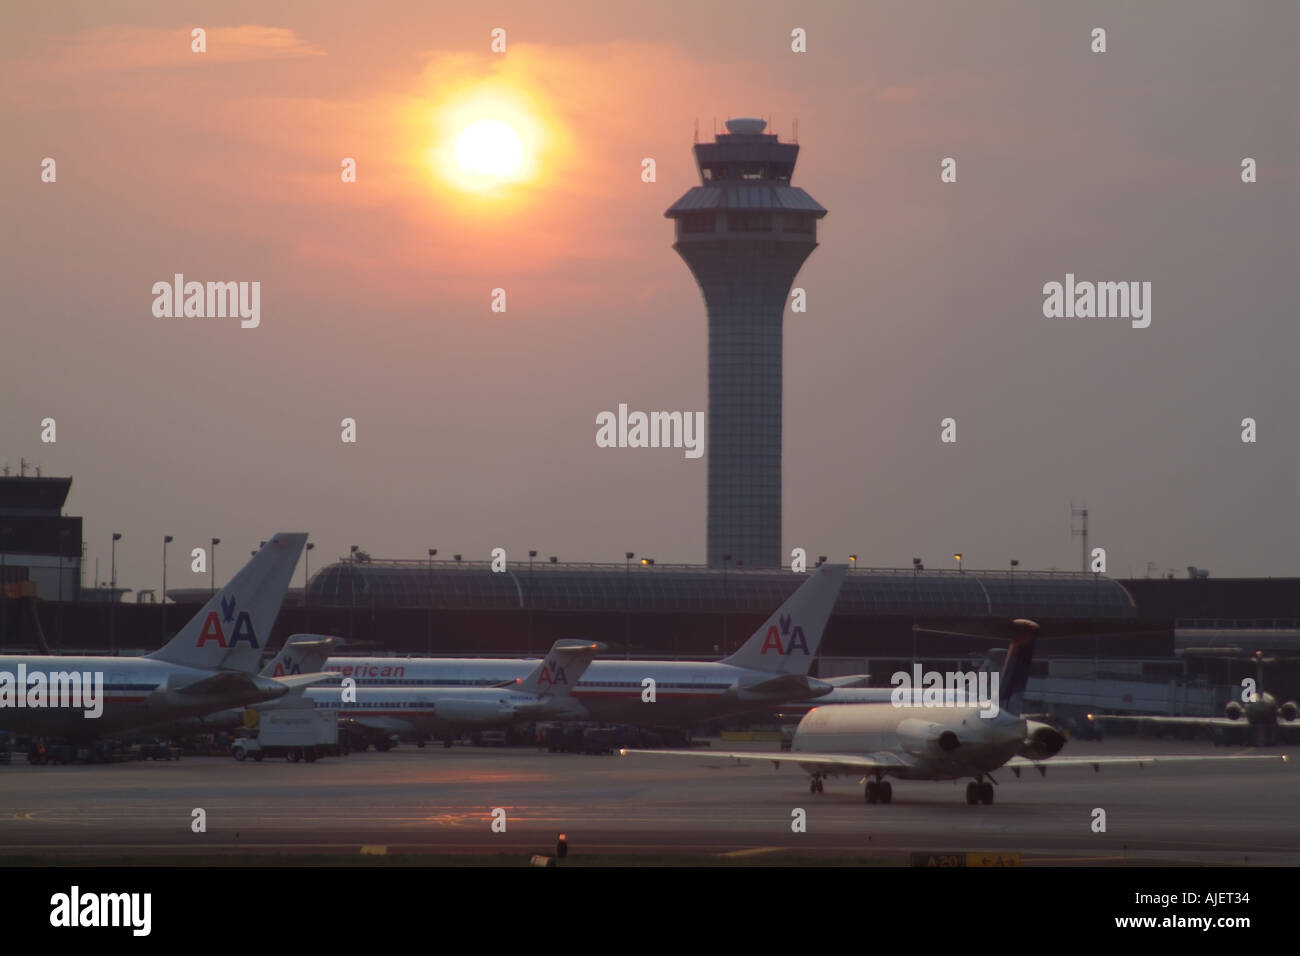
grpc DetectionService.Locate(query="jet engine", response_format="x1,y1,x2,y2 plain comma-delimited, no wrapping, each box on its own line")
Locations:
1224,701,1243,720
433,698,517,725
1017,719,1067,759
1280,701,1298,722
895,718,960,756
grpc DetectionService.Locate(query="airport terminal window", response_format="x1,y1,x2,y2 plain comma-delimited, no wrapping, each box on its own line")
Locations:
726,212,772,232
681,214,714,234
784,215,814,234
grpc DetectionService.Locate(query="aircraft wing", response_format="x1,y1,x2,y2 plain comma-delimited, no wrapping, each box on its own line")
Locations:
346,716,412,734
272,672,339,690
736,673,833,701
620,748,917,772
1089,714,1254,730
823,674,871,688
1006,753,1287,776
172,671,263,697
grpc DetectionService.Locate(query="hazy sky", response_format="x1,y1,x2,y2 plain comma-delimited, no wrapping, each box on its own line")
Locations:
2,1,1296,592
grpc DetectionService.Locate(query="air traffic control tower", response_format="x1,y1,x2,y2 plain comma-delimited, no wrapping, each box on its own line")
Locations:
665,118,827,569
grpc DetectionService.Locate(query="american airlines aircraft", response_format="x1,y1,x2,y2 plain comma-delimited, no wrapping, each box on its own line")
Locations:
317,563,848,725
234,635,603,747
0,532,318,741
623,619,1286,804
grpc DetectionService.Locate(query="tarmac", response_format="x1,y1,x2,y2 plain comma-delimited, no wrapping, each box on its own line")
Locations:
0,739,1295,865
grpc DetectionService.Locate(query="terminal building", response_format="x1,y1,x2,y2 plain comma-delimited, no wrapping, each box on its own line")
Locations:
0,473,82,601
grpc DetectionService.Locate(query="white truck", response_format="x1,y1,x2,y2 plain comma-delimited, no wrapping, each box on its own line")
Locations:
232,708,339,763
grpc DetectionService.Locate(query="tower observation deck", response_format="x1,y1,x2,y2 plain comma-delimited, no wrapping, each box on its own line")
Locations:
665,118,827,569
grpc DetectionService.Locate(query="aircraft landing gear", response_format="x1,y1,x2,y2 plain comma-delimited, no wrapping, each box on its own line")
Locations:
965,779,994,805
809,773,825,794
865,779,892,804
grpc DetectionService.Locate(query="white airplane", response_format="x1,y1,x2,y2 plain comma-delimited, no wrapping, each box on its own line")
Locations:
623,619,1287,805
317,564,849,725
1089,649,1300,745
0,533,321,741
246,635,604,748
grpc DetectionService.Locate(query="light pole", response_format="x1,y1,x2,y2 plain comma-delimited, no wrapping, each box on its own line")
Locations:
210,537,220,597
161,535,173,639
912,557,922,665
304,540,315,628
639,557,655,656
624,552,634,660
426,548,436,656
111,532,122,591
110,532,122,654
953,553,963,573
527,550,537,654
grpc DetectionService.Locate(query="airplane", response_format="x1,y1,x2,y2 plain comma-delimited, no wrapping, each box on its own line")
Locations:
245,635,604,749
0,533,321,741
313,563,848,726
621,619,1287,805
1089,648,1300,745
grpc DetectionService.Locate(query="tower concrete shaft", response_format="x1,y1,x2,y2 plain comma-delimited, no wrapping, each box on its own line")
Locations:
665,118,826,568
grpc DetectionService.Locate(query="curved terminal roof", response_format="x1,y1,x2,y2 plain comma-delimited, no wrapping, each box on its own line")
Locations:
308,561,1135,619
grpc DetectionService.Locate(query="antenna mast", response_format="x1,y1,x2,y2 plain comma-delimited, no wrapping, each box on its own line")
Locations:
1070,503,1089,572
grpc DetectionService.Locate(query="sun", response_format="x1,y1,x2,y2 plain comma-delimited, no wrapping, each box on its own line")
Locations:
418,78,558,202
454,119,524,179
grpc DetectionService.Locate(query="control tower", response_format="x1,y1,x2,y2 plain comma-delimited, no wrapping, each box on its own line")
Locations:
665,118,827,569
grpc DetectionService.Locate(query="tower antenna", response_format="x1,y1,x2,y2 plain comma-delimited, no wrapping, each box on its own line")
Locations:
1070,503,1089,572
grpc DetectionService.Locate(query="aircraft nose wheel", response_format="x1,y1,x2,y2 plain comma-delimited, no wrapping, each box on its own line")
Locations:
809,776,825,794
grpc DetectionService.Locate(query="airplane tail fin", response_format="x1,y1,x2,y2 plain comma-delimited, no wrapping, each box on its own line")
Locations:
147,533,306,673
515,640,603,698
999,619,1040,716
261,634,340,679
720,564,846,675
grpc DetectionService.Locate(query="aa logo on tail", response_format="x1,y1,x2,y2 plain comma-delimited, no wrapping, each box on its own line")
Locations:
760,614,809,655
271,656,300,677
195,596,260,648
536,661,568,687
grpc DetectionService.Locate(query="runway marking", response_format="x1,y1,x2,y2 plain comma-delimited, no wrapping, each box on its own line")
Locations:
360,845,388,855
718,847,783,858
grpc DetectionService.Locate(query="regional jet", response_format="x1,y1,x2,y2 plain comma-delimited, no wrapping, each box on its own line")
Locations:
1089,649,1300,745
622,619,1286,804
0,533,321,741
318,563,848,725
